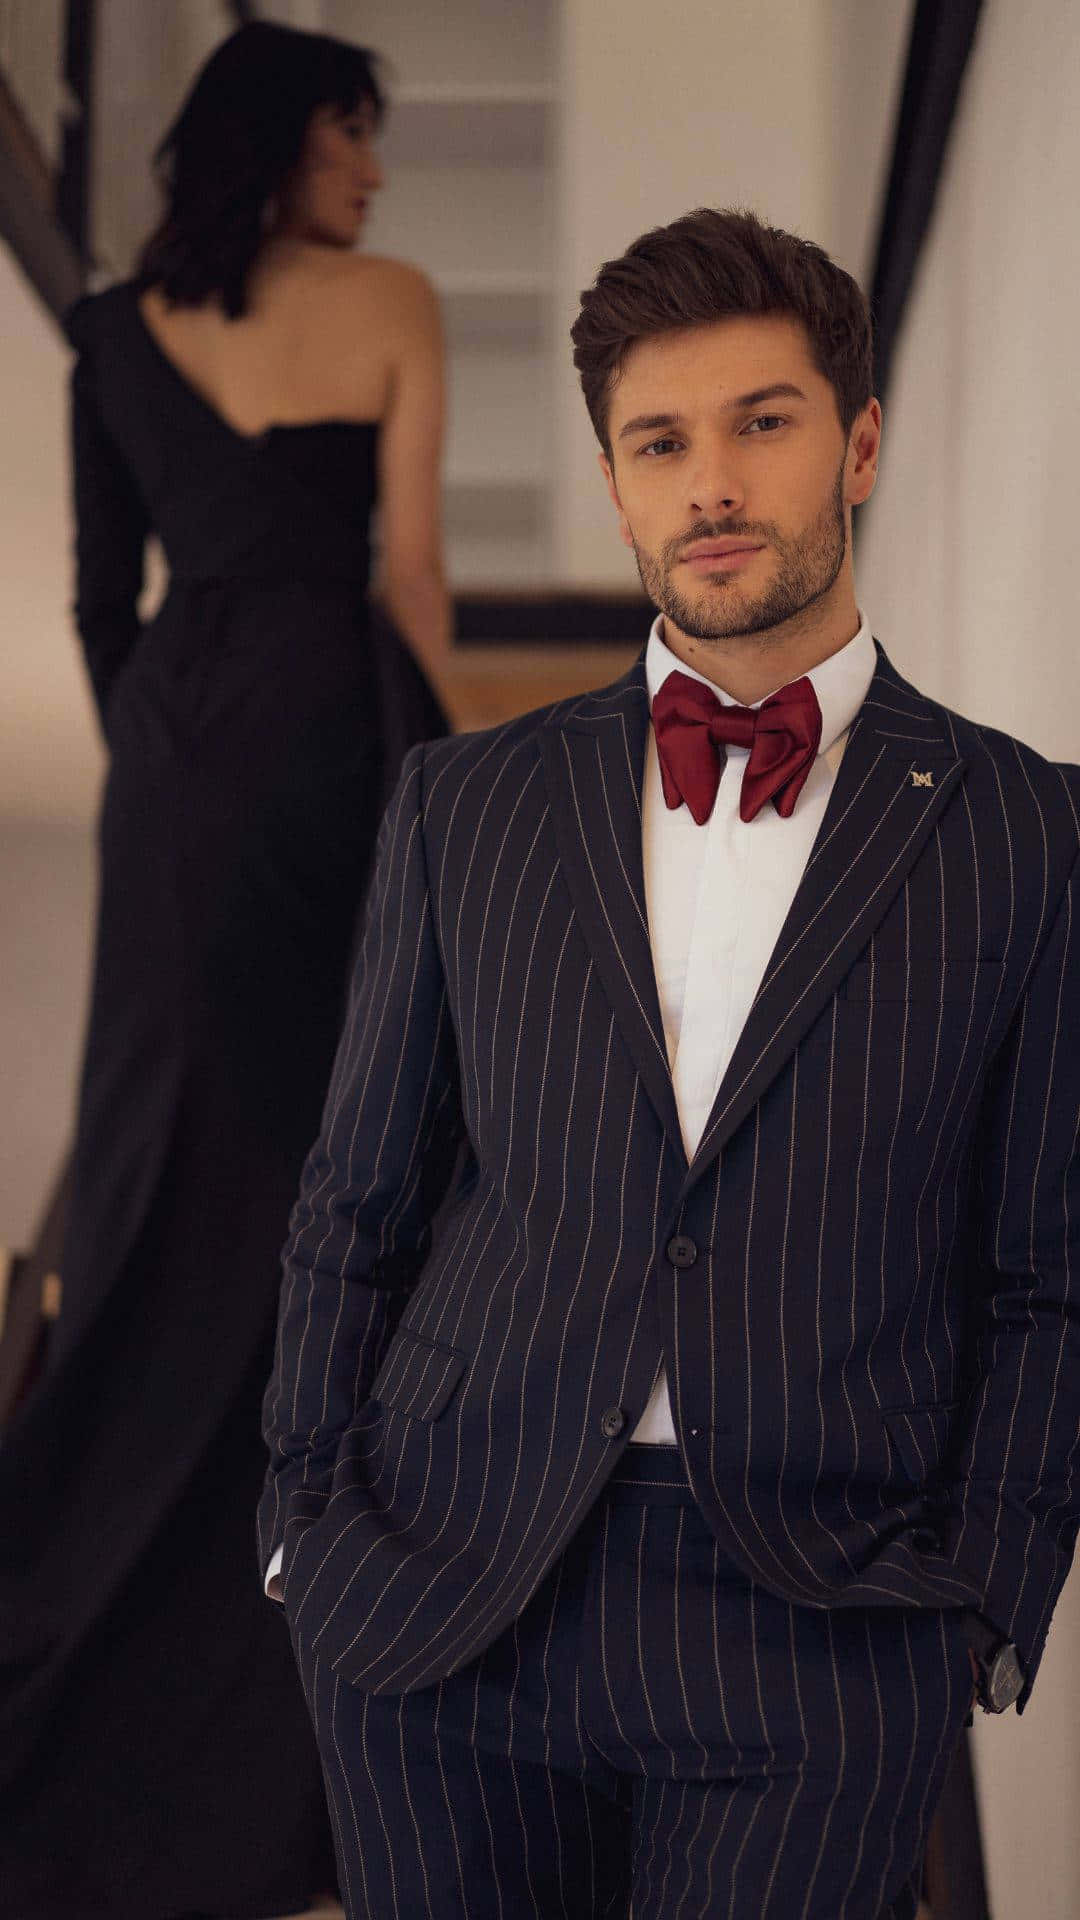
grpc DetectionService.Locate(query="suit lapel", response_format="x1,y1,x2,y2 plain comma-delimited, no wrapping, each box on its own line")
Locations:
683,646,968,1192
539,646,969,1186
538,660,686,1159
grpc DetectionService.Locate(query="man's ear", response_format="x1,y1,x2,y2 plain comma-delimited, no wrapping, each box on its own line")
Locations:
845,398,882,509
599,450,635,551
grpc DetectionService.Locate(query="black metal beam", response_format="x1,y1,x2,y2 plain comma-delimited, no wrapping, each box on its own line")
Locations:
0,137,83,320
868,0,985,407
57,0,96,260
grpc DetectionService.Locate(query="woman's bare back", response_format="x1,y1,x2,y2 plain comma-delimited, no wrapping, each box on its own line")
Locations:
138,245,418,440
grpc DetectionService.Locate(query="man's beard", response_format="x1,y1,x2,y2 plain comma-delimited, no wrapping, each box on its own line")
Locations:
631,465,847,644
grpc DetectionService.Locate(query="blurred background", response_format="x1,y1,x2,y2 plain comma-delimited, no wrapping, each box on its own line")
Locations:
1,3,1077,1913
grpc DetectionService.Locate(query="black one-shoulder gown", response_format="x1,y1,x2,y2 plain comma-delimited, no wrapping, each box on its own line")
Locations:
0,282,445,1918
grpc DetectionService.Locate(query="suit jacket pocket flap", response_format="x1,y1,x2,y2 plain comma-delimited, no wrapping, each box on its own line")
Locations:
881,1399,961,1485
371,1326,467,1423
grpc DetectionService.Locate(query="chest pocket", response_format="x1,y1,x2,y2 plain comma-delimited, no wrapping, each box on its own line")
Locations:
834,957,1006,1138
370,1325,467,1423
843,959,1004,1002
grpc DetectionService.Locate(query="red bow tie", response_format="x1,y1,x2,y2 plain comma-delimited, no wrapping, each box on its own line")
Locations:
651,669,823,825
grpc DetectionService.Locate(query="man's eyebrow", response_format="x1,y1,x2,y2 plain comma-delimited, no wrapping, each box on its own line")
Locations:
728,382,808,410
617,411,685,441
616,383,809,440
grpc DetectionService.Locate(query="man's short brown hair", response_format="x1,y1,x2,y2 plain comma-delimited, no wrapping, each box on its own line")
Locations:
571,207,874,454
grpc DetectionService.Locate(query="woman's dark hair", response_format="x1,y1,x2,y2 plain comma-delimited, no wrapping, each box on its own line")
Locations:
135,21,384,318
571,207,874,453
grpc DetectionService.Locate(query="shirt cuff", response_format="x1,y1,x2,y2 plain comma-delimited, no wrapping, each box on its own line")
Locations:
265,1544,284,1602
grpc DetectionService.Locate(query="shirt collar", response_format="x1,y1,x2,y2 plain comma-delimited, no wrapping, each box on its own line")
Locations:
645,612,877,757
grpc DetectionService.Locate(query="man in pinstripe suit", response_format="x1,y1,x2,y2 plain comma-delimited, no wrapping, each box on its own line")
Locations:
259,209,1080,1918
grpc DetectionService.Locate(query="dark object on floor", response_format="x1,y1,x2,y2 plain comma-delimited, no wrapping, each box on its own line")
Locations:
455,588,652,647
923,1729,990,1919
0,1162,69,1432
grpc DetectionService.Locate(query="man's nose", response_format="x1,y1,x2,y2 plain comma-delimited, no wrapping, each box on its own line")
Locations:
687,443,744,516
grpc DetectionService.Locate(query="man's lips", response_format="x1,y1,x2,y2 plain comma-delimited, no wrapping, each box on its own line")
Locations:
680,542,765,571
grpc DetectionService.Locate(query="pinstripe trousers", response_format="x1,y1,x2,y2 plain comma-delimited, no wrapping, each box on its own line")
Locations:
292,1448,971,1920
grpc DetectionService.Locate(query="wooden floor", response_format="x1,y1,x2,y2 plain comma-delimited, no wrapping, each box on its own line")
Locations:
270,1905,344,1919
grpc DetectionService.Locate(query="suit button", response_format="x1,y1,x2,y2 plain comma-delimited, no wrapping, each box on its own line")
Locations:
667,1235,699,1269
600,1406,626,1439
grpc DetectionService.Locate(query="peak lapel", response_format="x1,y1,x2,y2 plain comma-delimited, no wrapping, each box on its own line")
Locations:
683,648,968,1193
538,662,685,1159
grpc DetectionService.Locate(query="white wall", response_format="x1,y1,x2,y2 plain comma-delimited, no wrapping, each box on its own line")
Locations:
858,6,1080,1913
0,243,101,823
552,0,914,585
859,2,1080,761
0,246,97,1241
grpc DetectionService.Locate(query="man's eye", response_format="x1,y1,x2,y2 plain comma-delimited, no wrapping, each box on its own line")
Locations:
743,415,785,434
640,438,680,457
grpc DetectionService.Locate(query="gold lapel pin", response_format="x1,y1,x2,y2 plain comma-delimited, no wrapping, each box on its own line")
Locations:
910,769,934,788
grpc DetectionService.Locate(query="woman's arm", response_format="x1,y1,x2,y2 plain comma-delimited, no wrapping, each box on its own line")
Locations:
373,264,452,687
68,323,150,734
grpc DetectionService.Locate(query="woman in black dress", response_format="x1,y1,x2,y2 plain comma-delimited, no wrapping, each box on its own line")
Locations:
0,22,448,1918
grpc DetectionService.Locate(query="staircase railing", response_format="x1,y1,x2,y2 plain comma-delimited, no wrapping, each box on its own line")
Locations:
0,0,90,316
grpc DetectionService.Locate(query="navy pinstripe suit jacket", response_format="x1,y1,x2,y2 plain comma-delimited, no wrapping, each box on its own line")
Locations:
259,644,1080,1711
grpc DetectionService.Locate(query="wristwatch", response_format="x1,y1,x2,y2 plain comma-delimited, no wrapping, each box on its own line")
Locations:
962,1609,1025,1713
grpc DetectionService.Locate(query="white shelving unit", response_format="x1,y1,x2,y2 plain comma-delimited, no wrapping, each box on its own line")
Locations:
343,0,558,590
382,84,554,169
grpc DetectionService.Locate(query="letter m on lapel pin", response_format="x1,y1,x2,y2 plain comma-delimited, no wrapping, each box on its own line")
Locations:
910,769,935,788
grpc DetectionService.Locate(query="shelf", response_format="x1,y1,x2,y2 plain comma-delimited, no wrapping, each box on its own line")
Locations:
454,591,652,646
437,269,551,297
443,483,550,591
438,272,550,343
443,480,548,533
447,539,552,593
394,84,556,107
333,0,559,591
443,337,551,490
362,167,551,282
381,92,551,169
325,0,554,94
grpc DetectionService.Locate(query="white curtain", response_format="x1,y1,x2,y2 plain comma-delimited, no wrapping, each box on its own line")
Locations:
859,5,1080,1913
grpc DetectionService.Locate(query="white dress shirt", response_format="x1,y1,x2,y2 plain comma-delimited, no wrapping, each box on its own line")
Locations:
629,612,877,1444
266,612,877,1590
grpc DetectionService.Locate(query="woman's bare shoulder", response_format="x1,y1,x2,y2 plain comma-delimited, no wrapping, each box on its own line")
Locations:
331,253,439,321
